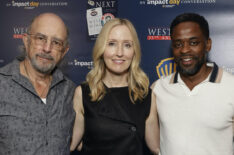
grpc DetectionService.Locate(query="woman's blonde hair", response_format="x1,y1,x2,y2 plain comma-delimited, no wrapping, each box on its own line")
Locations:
86,18,149,103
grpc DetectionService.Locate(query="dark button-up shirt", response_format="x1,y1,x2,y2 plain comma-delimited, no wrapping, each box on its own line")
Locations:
0,59,76,155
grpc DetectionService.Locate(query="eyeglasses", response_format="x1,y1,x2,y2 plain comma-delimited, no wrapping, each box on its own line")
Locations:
28,33,66,50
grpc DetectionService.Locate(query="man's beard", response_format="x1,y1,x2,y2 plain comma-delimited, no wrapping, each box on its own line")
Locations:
30,53,56,74
175,53,206,76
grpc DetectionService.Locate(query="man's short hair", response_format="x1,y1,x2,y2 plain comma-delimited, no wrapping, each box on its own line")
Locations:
170,13,210,39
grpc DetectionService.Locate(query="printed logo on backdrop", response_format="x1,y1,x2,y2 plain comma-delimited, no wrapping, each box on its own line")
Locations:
13,27,28,39
86,0,118,40
87,7,103,38
139,0,181,8
147,27,171,40
6,1,68,9
180,0,216,4
139,0,215,8
68,58,93,70
101,13,115,26
156,57,176,78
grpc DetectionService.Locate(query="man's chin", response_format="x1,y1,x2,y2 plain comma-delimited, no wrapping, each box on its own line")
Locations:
178,65,198,76
34,64,55,74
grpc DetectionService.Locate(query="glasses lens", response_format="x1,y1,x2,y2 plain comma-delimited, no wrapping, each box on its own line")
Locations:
29,34,64,50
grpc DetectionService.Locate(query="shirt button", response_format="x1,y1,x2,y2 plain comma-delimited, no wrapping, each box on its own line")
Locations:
130,126,136,132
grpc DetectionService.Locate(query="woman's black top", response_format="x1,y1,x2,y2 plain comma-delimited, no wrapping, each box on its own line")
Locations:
79,83,151,155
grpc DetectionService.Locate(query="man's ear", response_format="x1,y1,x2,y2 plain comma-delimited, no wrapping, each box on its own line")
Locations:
22,33,29,51
61,46,69,58
206,38,212,53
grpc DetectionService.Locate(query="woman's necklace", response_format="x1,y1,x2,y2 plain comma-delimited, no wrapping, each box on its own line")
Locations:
23,61,51,98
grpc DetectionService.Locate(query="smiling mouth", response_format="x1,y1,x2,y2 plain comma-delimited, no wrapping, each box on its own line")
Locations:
180,57,193,65
113,59,125,64
183,58,192,61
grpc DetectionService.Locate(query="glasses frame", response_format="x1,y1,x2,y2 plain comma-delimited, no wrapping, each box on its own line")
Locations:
27,33,66,51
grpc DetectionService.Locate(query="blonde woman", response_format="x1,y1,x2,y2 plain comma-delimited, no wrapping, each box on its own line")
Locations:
70,18,159,155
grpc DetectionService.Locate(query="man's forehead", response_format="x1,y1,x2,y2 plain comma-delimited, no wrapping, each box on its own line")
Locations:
173,22,201,33
172,22,203,39
30,15,67,39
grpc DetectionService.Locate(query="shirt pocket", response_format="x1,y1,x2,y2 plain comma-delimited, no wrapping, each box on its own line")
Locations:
0,101,28,136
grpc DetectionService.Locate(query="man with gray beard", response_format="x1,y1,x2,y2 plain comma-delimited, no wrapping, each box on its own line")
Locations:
0,13,76,155
152,13,234,155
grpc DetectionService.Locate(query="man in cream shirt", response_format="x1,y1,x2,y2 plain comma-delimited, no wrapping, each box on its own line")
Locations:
152,13,234,155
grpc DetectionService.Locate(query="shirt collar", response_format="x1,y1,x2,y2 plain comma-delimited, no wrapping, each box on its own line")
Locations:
0,59,21,76
170,62,223,84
